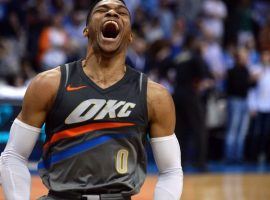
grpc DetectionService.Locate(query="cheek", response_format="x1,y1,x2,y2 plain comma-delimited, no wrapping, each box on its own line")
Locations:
89,15,102,31
122,19,131,32
90,21,97,31
123,27,132,39
123,18,131,28
88,23,99,39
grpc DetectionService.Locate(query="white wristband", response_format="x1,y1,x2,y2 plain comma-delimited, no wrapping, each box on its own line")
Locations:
151,134,183,200
0,119,41,200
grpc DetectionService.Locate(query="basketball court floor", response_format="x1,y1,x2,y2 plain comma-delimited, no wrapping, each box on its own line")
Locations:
1,173,270,200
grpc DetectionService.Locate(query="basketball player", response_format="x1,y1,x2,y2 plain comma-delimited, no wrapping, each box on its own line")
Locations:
0,0,183,199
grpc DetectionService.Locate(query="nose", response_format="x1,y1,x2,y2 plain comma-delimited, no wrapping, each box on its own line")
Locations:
105,9,119,18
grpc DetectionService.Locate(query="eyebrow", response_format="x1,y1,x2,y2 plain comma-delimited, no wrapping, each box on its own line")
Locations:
95,4,129,11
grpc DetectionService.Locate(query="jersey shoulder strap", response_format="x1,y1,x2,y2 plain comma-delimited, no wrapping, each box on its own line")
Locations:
45,62,77,132
135,68,149,126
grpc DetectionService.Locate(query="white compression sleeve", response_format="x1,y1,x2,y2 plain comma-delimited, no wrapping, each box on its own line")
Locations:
0,119,40,200
150,134,183,200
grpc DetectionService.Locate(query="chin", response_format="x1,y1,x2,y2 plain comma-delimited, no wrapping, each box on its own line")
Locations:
101,48,124,58
100,42,121,53
96,37,124,56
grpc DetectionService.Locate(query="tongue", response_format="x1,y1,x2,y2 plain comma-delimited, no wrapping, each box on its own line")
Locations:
102,23,119,39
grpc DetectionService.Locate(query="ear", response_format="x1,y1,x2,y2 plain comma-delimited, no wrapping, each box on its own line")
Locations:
83,28,89,37
129,33,133,43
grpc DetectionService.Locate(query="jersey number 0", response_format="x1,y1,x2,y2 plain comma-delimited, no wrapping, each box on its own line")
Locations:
115,149,129,174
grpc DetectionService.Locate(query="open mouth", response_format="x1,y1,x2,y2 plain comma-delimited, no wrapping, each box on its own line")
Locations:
102,21,120,39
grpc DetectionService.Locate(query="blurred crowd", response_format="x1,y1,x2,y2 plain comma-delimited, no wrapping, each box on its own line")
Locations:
1,0,270,170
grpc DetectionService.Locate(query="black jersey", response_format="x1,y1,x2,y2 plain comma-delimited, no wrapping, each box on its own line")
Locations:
38,60,149,195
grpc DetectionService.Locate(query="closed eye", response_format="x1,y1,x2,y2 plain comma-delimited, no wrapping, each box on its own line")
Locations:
118,10,129,16
93,5,129,16
95,8,107,13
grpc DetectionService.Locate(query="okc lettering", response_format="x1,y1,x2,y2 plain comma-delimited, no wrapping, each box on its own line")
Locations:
65,99,136,124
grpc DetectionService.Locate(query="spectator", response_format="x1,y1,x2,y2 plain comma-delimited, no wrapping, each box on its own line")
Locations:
132,6,147,36
143,16,164,43
173,35,211,171
253,1,270,27
224,48,256,163
259,15,270,52
223,40,237,70
127,33,147,72
0,38,21,82
64,9,87,61
158,0,175,38
38,13,69,69
201,0,227,40
147,39,172,81
244,36,260,67
249,50,270,164
24,5,49,72
48,0,70,15
170,18,186,58
177,0,202,22
0,11,21,39
202,32,226,91
236,0,255,46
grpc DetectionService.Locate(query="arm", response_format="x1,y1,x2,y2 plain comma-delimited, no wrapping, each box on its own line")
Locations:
147,81,183,200
0,68,60,200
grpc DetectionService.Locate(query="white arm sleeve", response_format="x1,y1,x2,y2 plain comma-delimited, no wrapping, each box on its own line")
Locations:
150,134,183,200
0,119,40,200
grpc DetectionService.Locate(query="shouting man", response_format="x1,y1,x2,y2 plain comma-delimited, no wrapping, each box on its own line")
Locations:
0,0,183,199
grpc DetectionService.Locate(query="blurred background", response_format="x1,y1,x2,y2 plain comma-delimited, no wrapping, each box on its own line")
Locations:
0,0,270,194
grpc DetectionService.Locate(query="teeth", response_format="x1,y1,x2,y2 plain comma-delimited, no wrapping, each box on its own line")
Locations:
104,20,119,30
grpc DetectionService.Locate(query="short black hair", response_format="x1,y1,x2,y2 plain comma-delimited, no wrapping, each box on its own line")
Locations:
86,0,127,26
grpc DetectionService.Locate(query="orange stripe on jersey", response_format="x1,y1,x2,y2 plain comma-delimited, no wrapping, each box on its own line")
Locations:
44,122,135,150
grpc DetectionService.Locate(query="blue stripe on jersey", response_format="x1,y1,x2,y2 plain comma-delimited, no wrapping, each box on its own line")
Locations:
38,133,134,169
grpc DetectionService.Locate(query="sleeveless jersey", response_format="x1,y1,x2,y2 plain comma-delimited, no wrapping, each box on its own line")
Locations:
38,60,149,196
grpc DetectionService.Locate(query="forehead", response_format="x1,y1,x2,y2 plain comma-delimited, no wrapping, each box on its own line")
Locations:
94,0,127,9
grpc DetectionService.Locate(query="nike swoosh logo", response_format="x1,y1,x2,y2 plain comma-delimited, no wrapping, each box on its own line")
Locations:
66,84,87,91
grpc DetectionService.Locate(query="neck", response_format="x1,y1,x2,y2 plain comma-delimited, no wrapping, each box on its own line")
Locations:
82,48,127,89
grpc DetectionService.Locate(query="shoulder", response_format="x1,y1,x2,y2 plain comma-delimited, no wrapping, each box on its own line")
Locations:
29,67,61,94
147,80,171,102
147,80,175,121
18,67,62,125
24,67,61,109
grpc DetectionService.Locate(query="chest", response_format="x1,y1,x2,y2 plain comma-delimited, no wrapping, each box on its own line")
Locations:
50,82,146,128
